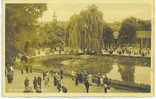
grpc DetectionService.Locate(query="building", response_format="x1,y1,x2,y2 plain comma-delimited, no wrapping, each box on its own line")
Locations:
113,31,151,48
136,31,151,48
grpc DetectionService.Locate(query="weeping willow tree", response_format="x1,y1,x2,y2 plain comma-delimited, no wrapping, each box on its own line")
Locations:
66,4,114,53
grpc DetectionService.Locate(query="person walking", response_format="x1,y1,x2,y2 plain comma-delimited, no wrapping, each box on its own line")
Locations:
33,77,37,89
37,76,42,89
62,86,67,93
84,80,89,93
57,81,62,92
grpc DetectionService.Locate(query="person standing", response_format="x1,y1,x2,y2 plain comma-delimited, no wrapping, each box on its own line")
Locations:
38,76,42,89
54,76,57,86
75,75,79,86
103,75,108,85
7,66,14,83
103,75,111,93
97,77,100,87
79,73,83,83
60,69,63,80
57,81,62,92
30,65,32,73
24,77,29,89
84,80,89,93
33,77,37,89
104,83,108,93
21,69,24,75
25,65,29,73
35,76,42,93
43,72,46,80
24,77,33,93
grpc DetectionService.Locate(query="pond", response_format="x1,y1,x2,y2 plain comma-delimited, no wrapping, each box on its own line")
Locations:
31,55,151,85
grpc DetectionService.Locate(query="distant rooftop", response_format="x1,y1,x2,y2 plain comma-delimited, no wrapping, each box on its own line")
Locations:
136,31,151,38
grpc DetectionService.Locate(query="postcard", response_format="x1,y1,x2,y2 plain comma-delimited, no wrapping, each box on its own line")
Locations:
2,0,154,97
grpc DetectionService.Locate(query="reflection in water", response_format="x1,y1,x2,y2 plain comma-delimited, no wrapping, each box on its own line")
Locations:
118,65,135,83
107,62,150,85
116,57,136,83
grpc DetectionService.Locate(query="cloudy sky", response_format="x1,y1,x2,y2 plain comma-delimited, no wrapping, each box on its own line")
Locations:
38,0,153,23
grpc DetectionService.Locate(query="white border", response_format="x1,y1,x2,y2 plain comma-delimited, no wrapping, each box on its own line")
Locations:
0,0,155,98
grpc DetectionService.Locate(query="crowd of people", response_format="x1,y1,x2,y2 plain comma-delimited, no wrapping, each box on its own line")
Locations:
5,51,114,93
22,69,68,93
71,71,111,93
34,47,151,58
102,47,151,57
6,63,111,93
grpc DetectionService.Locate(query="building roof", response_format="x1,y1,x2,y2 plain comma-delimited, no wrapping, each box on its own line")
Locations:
136,31,151,39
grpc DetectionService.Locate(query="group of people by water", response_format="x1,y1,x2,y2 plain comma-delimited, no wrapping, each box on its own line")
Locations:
23,68,68,93
102,47,150,57
74,72,111,93
34,46,151,58
6,63,111,93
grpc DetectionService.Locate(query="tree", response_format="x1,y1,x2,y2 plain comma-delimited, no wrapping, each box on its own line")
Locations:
39,21,66,49
5,4,47,65
102,24,114,48
118,17,136,45
66,4,114,52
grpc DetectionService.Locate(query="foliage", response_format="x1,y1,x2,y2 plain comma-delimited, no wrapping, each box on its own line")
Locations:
66,4,114,51
118,17,137,45
5,4,47,65
39,21,66,49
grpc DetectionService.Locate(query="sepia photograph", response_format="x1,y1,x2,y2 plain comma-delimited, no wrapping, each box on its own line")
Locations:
2,0,154,96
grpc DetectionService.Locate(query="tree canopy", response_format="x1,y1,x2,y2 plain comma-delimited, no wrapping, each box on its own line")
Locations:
5,4,47,64
5,4,151,65
118,17,151,45
66,5,114,52
118,17,137,45
39,21,66,49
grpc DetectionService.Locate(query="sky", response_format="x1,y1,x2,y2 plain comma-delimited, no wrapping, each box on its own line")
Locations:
38,0,153,23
